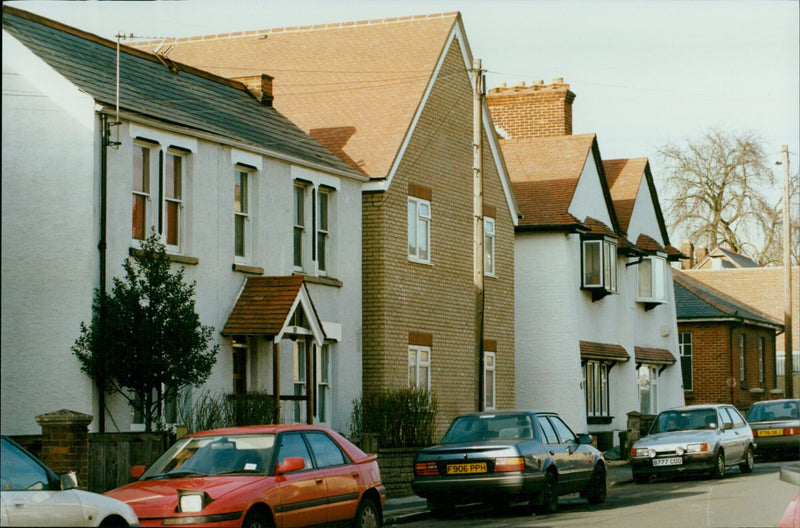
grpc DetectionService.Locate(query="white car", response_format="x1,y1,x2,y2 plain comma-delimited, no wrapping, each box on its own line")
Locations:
0,436,139,527
630,404,755,483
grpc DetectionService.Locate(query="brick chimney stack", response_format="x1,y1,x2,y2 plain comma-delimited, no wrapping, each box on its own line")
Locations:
680,241,695,269
486,78,576,139
232,73,274,107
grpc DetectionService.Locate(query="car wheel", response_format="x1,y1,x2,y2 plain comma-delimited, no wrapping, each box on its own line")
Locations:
353,497,381,528
633,472,650,484
710,449,725,479
242,510,273,528
586,463,607,504
533,471,558,515
739,446,755,474
427,498,455,518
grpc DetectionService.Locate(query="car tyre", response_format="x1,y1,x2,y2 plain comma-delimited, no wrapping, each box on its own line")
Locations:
533,471,558,515
242,510,273,528
739,446,754,474
586,463,607,504
353,497,381,528
710,449,725,479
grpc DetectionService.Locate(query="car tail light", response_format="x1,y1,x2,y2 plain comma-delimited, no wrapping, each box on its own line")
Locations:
785,428,800,435
414,462,439,476
493,457,524,472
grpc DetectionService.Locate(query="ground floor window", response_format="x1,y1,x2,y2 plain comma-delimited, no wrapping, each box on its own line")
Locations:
408,346,431,390
293,340,331,424
232,336,249,394
583,361,609,418
131,384,177,430
638,365,659,415
484,351,496,410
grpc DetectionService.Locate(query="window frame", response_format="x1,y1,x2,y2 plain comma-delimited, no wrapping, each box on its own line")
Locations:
317,188,330,275
483,351,496,410
583,360,610,419
484,217,495,276
293,183,306,271
636,254,668,304
638,365,659,415
679,331,693,391
163,149,185,253
408,197,431,264
234,168,251,262
581,236,618,294
408,345,431,391
132,143,152,241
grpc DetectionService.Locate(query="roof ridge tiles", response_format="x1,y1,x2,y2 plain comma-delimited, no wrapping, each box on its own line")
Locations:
135,11,460,46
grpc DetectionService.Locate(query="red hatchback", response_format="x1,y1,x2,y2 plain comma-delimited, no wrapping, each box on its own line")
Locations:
105,425,384,528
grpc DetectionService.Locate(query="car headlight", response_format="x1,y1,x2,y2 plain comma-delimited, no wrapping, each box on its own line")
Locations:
675,446,685,456
177,490,212,513
631,447,656,458
686,443,708,453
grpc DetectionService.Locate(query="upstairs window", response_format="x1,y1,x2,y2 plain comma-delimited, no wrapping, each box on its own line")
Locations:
164,151,184,251
132,144,151,241
637,255,667,304
484,217,495,276
581,237,617,297
234,169,250,260
408,197,431,263
294,181,335,275
317,189,330,274
293,183,305,270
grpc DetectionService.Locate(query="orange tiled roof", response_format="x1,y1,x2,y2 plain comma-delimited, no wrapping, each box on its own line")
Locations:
133,13,460,179
582,217,617,238
222,275,307,336
636,233,667,253
579,341,630,362
604,157,648,234
501,134,596,228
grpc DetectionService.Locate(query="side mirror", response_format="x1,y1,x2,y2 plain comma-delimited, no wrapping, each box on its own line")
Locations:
59,472,79,491
578,433,594,445
130,465,147,479
275,457,305,475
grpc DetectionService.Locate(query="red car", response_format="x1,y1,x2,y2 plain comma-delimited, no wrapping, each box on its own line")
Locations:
105,425,384,528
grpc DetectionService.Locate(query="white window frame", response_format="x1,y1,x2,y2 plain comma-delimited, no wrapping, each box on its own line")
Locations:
638,365,659,415
408,345,431,391
132,143,152,241
293,339,307,423
637,255,667,303
408,197,431,264
484,351,496,410
163,149,185,253
293,183,306,271
484,217,496,276
583,360,610,417
679,331,693,391
316,344,330,424
130,384,179,431
234,168,251,262
581,238,617,292
317,189,330,275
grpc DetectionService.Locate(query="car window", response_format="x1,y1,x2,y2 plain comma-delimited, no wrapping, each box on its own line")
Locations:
441,414,533,443
0,438,51,491
548,416,576,444
277,433,313,471
725,407,745,428
537,416,558,444
719,408,734,429
747,401,800,421
305,432,347,468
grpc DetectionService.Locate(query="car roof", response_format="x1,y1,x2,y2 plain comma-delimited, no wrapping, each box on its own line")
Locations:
452,410,556,418
749,398,800,406
187,424,334,437
661,404,732,412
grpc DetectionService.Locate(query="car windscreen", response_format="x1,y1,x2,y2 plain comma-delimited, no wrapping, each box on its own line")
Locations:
140,434,276,479
652,409,719,433
746,401,800,422
441,414,534,443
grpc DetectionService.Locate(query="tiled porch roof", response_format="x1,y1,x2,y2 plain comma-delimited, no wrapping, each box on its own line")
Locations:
579,341,630,362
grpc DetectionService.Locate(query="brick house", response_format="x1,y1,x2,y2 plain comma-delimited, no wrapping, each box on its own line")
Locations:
682,266,799,395
673,270,784,409
487,80,685,448
132,13,520,435
2,6,366,435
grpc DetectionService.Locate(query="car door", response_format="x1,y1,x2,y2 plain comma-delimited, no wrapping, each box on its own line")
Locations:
0,438,85,526
724,407,750,461
274,432,328,528
536,416,570,487
304,431,361,525
717,408,743,462
549,416,592,493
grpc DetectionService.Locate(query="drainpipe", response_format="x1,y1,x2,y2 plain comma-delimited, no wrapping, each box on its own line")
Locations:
96,112,114,432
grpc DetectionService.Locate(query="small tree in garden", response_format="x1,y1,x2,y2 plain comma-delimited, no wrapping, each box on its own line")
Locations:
73,230,218,431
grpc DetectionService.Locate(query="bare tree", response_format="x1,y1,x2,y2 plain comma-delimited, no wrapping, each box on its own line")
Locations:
658,129,796,266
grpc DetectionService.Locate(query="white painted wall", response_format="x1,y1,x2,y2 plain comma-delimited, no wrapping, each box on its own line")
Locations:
568,156,613,227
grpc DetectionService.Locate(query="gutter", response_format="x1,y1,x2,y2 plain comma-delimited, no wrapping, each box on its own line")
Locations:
95,105,369,183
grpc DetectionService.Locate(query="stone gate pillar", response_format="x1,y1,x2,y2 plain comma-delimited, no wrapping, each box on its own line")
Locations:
35,409,93,489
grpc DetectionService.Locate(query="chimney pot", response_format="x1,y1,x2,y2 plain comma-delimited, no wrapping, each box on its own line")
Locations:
553,77,564,84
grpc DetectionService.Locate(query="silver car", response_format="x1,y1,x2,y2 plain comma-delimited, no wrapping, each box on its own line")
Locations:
630,404,755,483
745,399,800,459
0,436,139,527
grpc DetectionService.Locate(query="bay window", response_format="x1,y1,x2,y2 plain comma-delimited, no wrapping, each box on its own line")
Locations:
581,237,617,297
637,255,667,305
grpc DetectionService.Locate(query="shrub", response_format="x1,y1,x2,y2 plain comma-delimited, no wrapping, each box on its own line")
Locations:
178,390,277,433
350,388,437,448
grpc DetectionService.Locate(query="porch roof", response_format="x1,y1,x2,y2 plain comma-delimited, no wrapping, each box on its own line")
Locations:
579,341,630,362
222,275,325,345
634,346,676,365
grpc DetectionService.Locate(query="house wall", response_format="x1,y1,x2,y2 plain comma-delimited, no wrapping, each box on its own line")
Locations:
568,158,614,227
2,30,363,435
679,322,780,410
361,35,515,438
2,37,100,435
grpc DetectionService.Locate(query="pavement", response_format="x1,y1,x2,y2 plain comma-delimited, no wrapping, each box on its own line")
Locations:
383,460,633,525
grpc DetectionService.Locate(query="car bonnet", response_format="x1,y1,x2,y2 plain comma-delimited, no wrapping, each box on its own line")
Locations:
634,429,719,447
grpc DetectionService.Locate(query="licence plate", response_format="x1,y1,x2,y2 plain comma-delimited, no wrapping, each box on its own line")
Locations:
653,457,683,467
757,429,784,437
447,462,487,475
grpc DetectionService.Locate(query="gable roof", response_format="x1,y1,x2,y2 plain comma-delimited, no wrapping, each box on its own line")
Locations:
694,247,759,269
672,269,783,330
222,276,325,344
502,134,618,232
130,13,460,181
2,5,360,178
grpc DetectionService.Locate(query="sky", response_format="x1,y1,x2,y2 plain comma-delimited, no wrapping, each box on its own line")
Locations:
9,0,800,196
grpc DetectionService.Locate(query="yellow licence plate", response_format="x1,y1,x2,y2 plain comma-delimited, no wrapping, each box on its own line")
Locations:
757,429,784,437
447,462,487,475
